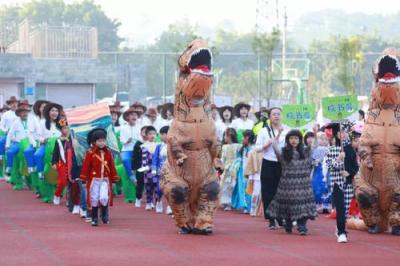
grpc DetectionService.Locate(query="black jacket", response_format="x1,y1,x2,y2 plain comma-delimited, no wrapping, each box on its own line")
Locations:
343,144,359,184
51,138,81,180
132,140,143,171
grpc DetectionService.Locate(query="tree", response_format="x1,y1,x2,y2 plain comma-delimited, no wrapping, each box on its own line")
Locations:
0,0,122,51
252,28,281,105
335,35,364,95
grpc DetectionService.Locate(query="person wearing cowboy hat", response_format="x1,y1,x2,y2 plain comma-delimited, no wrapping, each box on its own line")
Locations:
130,101,151,127
161,102,174,126
231,102,254,143
215,105,234,142
4,101,37,186
253,107,270,136
80,127,120,226
34,102,63,180
146,107,163,132
0,96,19,160
120,108,142,187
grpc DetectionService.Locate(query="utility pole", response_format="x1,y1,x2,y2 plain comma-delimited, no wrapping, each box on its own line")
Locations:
282,6,287,79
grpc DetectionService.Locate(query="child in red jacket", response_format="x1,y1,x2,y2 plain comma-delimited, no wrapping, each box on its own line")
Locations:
80,128,120,226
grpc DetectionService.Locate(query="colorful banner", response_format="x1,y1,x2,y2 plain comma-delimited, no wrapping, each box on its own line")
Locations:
282,104,315,129
65,103,119,166
322,95,358,122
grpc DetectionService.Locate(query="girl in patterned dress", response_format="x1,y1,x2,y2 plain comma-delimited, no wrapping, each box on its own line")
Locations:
219,128,241,211
266,129,317,235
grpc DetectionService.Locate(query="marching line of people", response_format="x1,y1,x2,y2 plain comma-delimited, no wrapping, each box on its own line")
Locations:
0,96,366,243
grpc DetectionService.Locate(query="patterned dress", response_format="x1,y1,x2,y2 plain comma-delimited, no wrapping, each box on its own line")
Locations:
325,145,354,214
266,149,317,221
220,143,241,206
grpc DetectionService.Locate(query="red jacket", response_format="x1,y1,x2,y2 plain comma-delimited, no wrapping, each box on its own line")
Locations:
80,146,120,207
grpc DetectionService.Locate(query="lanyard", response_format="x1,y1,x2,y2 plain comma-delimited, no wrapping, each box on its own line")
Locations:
266,124,276,139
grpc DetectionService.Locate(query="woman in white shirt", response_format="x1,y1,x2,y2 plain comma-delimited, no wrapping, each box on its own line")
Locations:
34,102,62,178
231,102,255,143
161,103,174,127
255,107,287,229
5,101,37,178
120,108,141,180
0,96,18,160
215,105,233,142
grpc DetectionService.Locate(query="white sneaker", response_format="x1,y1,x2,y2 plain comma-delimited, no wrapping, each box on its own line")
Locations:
53,196,60,205
72,205,80,215
27,167,35,174
135,198,141,208
145,203,152,211
224,206,232,211
79,208,87,218
151,203,155,209
166,206,173,215
155,201,163,213
337,234,348,243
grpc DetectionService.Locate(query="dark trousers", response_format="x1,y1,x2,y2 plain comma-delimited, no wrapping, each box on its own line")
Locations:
332,183,346,235
136,172,145,200
260,159,282,220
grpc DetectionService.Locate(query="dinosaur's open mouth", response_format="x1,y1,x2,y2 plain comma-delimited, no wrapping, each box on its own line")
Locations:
188,48,213,76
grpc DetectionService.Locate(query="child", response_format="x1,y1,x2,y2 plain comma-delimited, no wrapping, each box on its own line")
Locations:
311,132,330,212
151,126,170,214
244,148,263,216
220,128,241,211
267,129,317,235
303,131,315,148
51,119,84,217
132,126,148,207
325,124,353,243
232,129,255,212
80,128,120,226
140,126,158,211
329,130,361,241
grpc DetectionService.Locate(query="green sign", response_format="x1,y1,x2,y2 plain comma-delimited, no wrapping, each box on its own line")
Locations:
322,95,358,121
282,104,315,128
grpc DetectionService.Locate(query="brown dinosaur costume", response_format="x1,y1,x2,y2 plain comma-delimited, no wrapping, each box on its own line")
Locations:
354,51,400,236
160,40,222,235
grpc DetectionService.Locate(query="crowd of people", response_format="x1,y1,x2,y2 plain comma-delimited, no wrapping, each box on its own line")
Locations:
0,96,366,242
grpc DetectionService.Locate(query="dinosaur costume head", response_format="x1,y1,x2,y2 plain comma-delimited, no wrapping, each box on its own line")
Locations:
175,40,213,119
374,54,400,108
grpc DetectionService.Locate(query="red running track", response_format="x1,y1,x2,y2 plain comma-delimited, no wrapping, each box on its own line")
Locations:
0,180,399,266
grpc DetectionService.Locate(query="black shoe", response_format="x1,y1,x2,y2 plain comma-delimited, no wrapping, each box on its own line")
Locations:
192,228,213,235
101,206,109,224
91,207,99,226
368,224,380,234
298,226,308,235
285,227,292,234
391,226,400,236
277,219,284,227
268,219,277,230
179,227,192,235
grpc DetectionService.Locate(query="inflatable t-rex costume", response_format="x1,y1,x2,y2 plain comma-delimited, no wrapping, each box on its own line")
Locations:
354,50,400,236
161,40,222,235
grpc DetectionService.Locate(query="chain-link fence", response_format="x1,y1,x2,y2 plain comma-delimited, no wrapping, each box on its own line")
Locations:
96,51,381,108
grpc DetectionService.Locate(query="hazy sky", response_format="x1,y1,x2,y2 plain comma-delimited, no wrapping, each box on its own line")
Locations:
1,0,399,46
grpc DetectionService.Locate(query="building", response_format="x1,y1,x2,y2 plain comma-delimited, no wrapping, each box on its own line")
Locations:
0,20,130,107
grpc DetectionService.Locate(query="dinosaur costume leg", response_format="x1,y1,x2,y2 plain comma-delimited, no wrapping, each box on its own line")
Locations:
389,188,400,227
161,164,192,229
354,172,381,227
162,150,220,231
193,180,220,230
